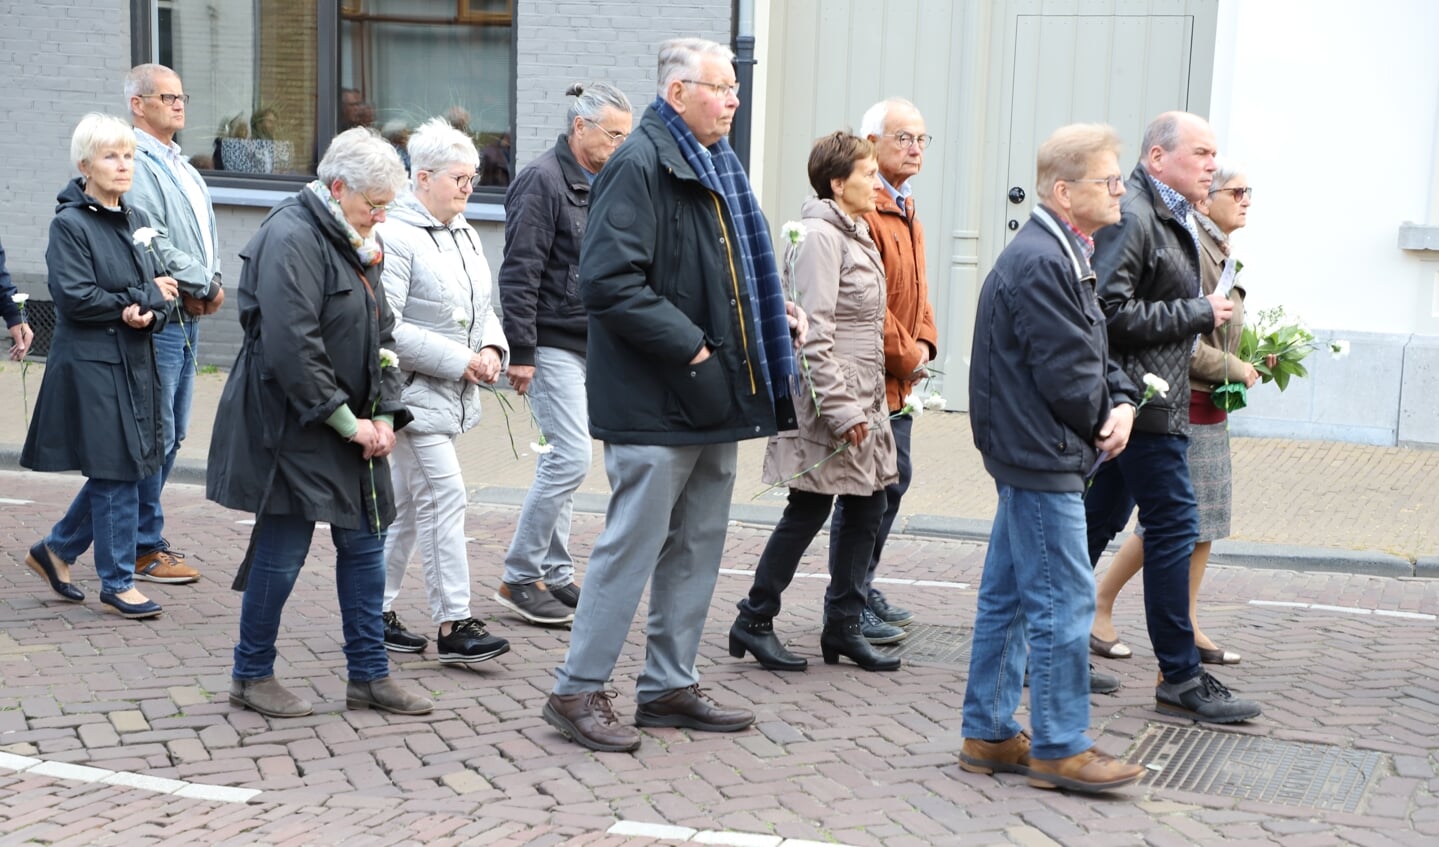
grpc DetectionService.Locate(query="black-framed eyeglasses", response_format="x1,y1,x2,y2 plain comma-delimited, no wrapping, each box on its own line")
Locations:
428,170,480,190
582,116,627,144
360,191,394,216
681,79,740,98
887,131,933,150
1065,175,1125,195
1210,186,1253,202
139,93,191,106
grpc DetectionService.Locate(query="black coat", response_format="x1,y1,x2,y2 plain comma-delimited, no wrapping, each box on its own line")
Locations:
579,108,778,446
1093,164,1216,435
21,178,169,481
206,190,412,529
970,207,1136,492
497,134,590,365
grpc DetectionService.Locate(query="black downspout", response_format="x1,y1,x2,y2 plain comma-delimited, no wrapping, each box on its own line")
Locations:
731,1,756,173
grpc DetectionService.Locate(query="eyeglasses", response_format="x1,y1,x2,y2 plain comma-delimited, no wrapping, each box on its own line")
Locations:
360,191,394,216
582,117,627,144
1065,175,1125,195
139,93,191,106
428,170,480,190
887,132,933,150
1210,186,1254,202
681,79,741,98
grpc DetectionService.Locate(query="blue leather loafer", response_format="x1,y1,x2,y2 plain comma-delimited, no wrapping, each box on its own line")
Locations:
99,592,162,620
26,542,85,603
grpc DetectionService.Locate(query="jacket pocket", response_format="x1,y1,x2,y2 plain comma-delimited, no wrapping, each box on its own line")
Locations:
666,351,732,429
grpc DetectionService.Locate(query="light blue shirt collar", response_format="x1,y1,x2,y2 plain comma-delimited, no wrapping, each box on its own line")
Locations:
879,173,912,211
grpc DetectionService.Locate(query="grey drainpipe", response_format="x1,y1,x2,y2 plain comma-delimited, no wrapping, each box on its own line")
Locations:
732,0,756,172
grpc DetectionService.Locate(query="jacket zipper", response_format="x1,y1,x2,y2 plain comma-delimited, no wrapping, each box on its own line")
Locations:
707,193,757,395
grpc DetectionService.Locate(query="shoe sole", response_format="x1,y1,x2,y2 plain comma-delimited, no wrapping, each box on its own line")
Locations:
1154,700,1261,723
99,602,163,620
228,694,313,718
383,641,428,654
133,572,199,584
1091,680,1122,695
493,592,575,625
438,642,511,664
959,754,1030,776
541,701,640,752
863,631,907,645
346,697,433,715
878,613,916,627
1027,769,1145,793
633,712,755,732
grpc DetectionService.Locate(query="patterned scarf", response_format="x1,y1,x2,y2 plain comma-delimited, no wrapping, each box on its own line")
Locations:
306,180,383,267
653,98,794,404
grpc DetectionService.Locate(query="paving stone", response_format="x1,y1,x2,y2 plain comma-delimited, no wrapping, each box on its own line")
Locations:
109,710,151,733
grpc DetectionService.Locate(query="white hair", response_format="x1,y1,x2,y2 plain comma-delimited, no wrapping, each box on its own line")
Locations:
1210,156,1244,192
655,38,734,97
316,127,408,196
70,113,135,169
406,117,479,177
859,97,919,139
565,82,633,126
124,63,177,106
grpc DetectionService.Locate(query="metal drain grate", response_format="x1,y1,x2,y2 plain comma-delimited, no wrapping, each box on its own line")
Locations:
1131,725,1384,812
871,623,972,665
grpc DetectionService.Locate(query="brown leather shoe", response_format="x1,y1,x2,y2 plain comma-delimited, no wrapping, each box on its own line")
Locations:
1027,747,1146,793
633,684,754,732
134,549,200,584
543,691,641,752
959,730,1032,775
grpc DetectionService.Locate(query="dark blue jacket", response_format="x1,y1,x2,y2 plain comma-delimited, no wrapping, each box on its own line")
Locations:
970,206,1136,492
21,179,170,480
579,107,778,446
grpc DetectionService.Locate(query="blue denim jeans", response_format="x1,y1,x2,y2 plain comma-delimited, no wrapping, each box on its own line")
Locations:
962,483,1095,760
829,413,912,597
502,346,590,588
136,315,197,555
46,474,156,595
1084,432,1201,683
233,514,390,682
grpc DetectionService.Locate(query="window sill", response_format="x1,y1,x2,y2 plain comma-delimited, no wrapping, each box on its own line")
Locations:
1399,222,1439,252
209,186,505,222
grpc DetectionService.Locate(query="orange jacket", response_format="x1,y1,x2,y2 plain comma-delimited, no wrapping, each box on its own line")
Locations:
862,189,939,411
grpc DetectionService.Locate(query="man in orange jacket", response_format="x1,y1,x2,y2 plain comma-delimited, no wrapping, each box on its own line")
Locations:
828,97,939,643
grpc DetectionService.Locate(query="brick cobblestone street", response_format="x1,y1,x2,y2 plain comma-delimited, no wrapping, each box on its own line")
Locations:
2,469,1437,846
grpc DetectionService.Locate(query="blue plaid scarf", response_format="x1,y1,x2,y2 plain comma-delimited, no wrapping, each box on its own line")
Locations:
654,98,794,405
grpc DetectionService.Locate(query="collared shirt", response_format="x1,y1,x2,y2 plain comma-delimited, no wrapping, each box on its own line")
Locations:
879,173,913,215
135,128,215,271
1059,217,1095,261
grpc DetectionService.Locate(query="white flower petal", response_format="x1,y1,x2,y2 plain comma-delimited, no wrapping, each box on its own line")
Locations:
923,393,947,411
132,227,159,246
530,442,553,454
378,347,399,368
12,293,28,306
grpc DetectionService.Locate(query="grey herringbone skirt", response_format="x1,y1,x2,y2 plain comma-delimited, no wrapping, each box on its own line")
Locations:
1188,421,1232,542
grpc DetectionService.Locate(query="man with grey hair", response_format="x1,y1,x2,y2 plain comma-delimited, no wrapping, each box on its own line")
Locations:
542,38,805,753
497,81,633,627
125,63,223,586
825,97,938,644
1084,110,1260,724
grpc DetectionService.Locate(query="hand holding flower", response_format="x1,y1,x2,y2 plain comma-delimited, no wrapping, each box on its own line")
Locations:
465,347,503,384
786,301,808,349
1093,402,1134,458
841,420,869,449
507,364,535,395
154,275,179,301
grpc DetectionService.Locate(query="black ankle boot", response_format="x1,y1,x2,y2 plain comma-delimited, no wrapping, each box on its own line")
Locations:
821,617,901,672
729,614,807,671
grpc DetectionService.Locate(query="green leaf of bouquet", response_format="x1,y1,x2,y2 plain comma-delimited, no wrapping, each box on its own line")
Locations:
1274,369,1291,391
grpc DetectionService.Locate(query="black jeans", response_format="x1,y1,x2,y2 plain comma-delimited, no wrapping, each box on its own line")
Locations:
829,414,913,597
740,487,887,623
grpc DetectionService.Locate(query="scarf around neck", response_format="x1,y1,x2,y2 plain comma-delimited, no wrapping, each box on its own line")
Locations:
654,98,794,404
307,180,383,267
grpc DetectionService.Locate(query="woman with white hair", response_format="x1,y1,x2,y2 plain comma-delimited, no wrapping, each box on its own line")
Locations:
374,117,511,665
21,113,177,620
208,127,433,718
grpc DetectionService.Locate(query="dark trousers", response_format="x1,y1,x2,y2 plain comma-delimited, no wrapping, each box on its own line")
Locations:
829,414,913,598
1084,431,1202,683
740,487,887,623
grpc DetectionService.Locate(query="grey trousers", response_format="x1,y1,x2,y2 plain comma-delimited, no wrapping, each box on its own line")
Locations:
552,440,737,703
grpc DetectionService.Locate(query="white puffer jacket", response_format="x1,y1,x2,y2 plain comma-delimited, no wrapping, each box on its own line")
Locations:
377,193,508,435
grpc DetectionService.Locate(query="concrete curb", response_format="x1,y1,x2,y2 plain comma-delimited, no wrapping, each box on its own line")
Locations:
3,449,1428,579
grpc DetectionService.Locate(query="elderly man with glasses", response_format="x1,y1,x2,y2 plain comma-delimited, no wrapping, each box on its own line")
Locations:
496,81,633,628
823,97,938,646
124,63,224,587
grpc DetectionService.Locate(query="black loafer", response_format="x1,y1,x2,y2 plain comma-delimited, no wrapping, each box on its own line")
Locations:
99,592,162,620
26,542,85,603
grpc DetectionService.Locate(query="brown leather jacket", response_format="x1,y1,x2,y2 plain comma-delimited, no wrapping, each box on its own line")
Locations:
861,187,939,411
